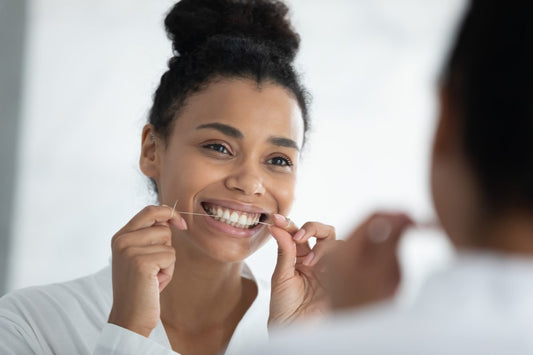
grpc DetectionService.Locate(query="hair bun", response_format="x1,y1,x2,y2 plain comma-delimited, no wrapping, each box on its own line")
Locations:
165,0,300,60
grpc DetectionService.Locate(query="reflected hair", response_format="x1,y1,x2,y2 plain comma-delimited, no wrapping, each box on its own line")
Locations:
441,0,533,212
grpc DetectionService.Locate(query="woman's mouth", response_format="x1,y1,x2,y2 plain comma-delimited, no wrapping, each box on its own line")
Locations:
201,202,266,230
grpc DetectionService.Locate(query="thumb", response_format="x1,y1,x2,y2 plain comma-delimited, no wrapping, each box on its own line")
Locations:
270,225,297,282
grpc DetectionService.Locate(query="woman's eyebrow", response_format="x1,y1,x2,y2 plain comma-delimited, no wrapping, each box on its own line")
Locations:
196,122,244,138
269,136,300,151
196,123,299,151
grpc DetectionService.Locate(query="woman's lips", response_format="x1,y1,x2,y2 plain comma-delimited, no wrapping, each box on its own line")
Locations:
200,200,269,238
203,214,265,238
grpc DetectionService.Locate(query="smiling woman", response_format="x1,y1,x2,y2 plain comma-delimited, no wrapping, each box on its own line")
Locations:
0,0,337,354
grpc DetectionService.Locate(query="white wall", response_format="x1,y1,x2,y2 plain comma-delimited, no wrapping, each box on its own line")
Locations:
8,0,466,298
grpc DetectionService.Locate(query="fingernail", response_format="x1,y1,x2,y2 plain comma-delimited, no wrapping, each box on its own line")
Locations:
171,217,187,230
367,217,392,243
303,252,315,266
272,214,286,224
293,229,306,241
180,217,188,230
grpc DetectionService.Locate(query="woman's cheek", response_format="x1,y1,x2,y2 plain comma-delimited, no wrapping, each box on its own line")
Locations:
272,177,296,215
177,157,224,186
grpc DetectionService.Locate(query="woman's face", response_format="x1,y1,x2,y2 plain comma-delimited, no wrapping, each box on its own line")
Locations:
141,78,304,263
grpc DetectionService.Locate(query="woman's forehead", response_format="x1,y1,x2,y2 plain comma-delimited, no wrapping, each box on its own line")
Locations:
172,78,304,145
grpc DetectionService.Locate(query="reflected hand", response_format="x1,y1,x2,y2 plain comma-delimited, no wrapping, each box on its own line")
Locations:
322,212,413,310
107,205,187,337
269,214,337,327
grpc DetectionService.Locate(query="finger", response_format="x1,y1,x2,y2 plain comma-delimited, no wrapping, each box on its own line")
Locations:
295,242,312,257
270,225,297,281
137,251,176,289
113,225,172,251
345,212,413,247
118,205,187,234
157,261,175,292
121,244,176,260
365,213,413,245
292,222,336,244
295,252,314,266
122,246,177,276
301,239,338,267
314,239,346,271
271,214,299,234
387,214,414,245
292,221,335,258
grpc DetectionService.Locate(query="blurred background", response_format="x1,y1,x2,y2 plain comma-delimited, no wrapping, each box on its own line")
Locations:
0,0,465,299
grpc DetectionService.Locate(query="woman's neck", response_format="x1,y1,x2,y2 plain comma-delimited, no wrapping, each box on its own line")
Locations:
159,234,254,332
470,210,533,256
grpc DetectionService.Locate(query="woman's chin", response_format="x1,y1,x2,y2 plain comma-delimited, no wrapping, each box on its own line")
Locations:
202,243,259,264
182,229,271,265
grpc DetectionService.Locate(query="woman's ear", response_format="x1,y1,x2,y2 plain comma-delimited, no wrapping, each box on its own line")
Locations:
140,124,160,179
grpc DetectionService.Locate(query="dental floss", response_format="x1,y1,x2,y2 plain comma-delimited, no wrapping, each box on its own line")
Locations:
169,203,437,231
416,220,440,230
169,199,274,226
170,200,178,219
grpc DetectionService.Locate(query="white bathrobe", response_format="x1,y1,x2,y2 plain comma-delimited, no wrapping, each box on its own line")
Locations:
0,263,270,355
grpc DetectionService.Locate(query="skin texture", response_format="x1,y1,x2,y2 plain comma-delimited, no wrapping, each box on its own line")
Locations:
108,78,336,354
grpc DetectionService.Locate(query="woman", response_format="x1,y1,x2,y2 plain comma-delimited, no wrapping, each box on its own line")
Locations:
265,0,533,353
0,1,336,354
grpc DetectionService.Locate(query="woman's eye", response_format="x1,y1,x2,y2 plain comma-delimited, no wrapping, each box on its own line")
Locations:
267,156,292,167
203,143,230,155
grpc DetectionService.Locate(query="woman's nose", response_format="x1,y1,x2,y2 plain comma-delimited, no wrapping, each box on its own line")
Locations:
224,166,266,196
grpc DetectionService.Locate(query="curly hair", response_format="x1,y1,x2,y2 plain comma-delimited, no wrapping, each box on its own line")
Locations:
148,0,310,145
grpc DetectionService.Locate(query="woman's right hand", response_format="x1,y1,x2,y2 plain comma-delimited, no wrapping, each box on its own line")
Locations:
107,205,187,337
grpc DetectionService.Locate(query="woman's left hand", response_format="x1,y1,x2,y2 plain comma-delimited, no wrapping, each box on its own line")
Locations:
268,214,337,327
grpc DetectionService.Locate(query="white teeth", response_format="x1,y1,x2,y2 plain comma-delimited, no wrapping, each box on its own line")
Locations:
204,203,262,229
230,212,239,223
